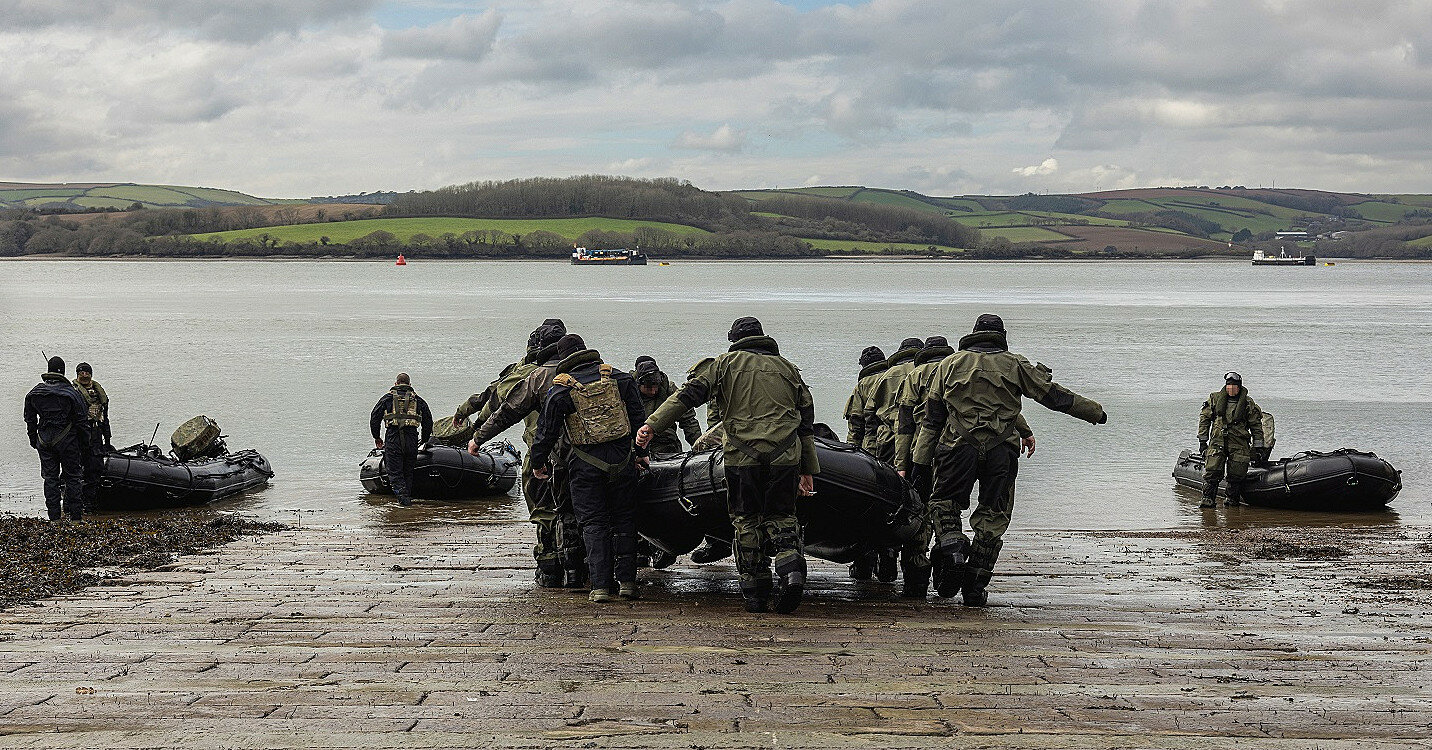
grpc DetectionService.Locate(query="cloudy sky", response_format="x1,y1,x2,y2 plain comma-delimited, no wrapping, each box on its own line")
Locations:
2,0,1430,197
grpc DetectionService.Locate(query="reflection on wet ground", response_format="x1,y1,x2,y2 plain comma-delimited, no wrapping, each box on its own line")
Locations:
1169,485,1403,530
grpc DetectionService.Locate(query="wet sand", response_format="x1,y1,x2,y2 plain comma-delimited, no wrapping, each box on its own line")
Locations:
0,516,1429,748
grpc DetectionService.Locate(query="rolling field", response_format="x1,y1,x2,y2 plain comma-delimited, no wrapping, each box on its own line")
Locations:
187,217,711,244
984,226,1072,242
0,182,273,210
800,238,964,254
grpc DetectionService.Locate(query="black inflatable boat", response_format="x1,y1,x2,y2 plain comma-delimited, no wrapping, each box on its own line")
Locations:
1172,448,1401,511
97,443,273,510
636,434,924,564
360,441,522,500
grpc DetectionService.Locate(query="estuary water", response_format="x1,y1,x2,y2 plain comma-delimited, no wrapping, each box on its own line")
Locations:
1,259,1427,531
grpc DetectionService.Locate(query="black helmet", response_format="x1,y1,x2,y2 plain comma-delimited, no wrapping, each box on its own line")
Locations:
727,316,763,342
858,346,886,367
899,337,923,350
47,356,64,374
923,336,948,349
973,314,1005,333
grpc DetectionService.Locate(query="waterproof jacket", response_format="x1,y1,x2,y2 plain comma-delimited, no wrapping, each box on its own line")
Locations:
530,350,647,470
912,331,1104,465
454,360,529,429
861,347,920,457
1198,388,1265,451
470,343,563,448
370,385,433,441
73,377,112,445
843,360,889,445
641,371,702,454
24,373,90,450
647,335,819,474
892,345,1029,471
686,357,723,429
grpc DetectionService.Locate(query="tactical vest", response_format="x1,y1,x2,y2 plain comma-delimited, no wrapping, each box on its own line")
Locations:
76,381,105,424
554,364,631,445
384,388,422,429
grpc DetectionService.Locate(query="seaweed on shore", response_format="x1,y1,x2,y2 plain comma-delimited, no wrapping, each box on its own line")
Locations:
0,514,284,609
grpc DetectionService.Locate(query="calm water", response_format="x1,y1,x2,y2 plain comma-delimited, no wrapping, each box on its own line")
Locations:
1,259,1426,531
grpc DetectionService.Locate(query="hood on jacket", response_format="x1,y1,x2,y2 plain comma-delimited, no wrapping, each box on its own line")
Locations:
958,330,1008,353
729,335,779,356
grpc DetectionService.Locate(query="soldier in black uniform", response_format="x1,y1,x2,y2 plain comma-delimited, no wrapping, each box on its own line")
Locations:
370,373,433,506
24,356,90,521
531,335,650,603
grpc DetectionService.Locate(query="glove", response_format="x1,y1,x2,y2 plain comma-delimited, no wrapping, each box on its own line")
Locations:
1199,439,1208,454
1255,447,1271,464
1097,411,1107,425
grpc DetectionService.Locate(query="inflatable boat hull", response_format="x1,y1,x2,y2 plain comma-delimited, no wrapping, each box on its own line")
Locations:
98,445,273,510
1172,448,1401,511
360,442,521,500
637,435,923,564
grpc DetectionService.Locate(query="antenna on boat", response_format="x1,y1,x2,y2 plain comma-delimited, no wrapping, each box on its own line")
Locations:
149,422,161,447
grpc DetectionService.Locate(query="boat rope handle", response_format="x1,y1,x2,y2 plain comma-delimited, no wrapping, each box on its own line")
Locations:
675,451,700,517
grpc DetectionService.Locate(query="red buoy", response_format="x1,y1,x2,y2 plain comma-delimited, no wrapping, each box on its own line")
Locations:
395,254,407,266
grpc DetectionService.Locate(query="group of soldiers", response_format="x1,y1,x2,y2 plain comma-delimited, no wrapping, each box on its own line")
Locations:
20,314,1262,618
372,316,818,612
370,312,1271,612
841,315,1107,605
22,356,112,521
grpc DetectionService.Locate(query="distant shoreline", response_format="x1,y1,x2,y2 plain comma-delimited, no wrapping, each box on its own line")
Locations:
0,254,1398,263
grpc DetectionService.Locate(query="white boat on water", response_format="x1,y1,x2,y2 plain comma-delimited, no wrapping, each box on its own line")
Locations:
1252,248,1316,266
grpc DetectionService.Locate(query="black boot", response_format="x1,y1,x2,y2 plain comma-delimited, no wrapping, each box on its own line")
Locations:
564,565,588,590
398,495,412,507
933,539,969,598
875,549,899,583
535,564,565,588
690,538,732,563
1225,487,1243,506
900,563,931,599
650,549,676,569
1200,491,1217,509
773,571,805,614
742,580,771,613
961,569,987,607
848,551,874,581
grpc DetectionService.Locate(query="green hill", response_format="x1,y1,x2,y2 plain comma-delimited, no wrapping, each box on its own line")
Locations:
0,182,275,210
730,185,1432,252
188,217,710,244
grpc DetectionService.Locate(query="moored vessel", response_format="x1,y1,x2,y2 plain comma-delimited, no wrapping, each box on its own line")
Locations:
1252,248,1316,266
570,247,648,265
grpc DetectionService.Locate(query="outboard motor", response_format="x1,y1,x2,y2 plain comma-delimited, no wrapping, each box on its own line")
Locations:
171,415,227,461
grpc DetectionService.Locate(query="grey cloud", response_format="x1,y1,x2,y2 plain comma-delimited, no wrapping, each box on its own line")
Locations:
382,11,502,62
1,0,377,42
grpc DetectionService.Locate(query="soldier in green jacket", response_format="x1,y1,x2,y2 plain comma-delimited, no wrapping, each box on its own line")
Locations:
840,345,887,581
455,322,573,587
1197,372,1267,508
843,346,886,446
858,337,924,583
893,336,1034,599
639,317,819,614
72,362,111,512
862,338,923,461
912,314,1106,606
633,356,702,455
